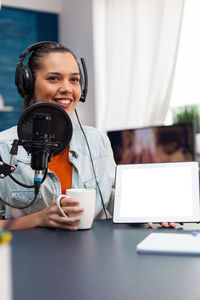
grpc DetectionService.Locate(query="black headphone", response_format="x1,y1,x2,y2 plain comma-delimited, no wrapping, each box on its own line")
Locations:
15,41,88,103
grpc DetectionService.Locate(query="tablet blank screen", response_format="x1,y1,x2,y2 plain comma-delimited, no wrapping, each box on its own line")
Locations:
114,162,200,223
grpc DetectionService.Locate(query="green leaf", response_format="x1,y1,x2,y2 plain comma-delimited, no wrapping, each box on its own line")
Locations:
172,105,200,133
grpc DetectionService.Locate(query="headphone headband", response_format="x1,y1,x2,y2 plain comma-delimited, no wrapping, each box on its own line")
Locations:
20,41,61,59
15,41,88,103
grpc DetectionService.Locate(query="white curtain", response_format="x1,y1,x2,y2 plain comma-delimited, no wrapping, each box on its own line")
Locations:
93,0,185,131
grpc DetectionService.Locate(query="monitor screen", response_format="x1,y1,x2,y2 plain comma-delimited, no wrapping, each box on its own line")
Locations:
107,122,195,164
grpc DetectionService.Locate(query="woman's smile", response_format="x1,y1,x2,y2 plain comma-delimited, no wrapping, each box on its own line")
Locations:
53,97,73,109
33,52,81,115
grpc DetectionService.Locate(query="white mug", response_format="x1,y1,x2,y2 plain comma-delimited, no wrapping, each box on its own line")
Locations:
56,188,96,230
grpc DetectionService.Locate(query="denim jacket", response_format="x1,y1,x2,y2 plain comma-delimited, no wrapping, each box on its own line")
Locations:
0,125,116,219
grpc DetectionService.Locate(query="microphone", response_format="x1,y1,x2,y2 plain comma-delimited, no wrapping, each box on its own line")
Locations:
17,102,73,191
18,102,73,156
31,112,54,190
31,112,52,171
0,102,73,209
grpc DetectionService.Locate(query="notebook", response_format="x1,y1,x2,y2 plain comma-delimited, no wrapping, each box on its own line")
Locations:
113,161,200,223
136,232,200,255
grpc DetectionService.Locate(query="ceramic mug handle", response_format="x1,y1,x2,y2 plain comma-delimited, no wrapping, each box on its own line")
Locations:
56,195,69,218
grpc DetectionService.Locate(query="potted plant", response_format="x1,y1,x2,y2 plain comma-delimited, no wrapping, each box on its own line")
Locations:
172,104,200,154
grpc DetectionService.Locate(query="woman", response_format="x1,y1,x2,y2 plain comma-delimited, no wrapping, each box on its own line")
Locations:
0,41,115,230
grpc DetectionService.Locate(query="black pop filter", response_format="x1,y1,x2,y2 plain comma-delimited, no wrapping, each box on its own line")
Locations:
17,102,73,157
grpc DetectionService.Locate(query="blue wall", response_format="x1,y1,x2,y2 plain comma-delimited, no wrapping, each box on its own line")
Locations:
0,6,58,131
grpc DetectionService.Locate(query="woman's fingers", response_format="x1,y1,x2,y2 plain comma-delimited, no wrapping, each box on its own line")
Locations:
168,222,176,228
61,206,84,215
48,219,79,231
49,213,81,229
161,222,170,228
148,222,177,228
56,215,80,224
39,198,83,230
60,196,79,207
160,222,176,228
56,196,84,219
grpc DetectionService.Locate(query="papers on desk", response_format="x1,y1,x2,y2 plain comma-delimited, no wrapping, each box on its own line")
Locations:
136,232,200,255
0,244,13,300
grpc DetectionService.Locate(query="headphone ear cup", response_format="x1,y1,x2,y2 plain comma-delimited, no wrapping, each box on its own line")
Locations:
79,93,86,103
78,62,84,103
16,65,34,98
79,67,86,103
79,58,88,103
15,62,23,96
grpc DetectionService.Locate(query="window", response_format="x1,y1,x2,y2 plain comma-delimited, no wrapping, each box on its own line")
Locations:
166,0,200,123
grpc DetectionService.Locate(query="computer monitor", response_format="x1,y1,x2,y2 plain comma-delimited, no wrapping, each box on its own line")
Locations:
107,122,196,164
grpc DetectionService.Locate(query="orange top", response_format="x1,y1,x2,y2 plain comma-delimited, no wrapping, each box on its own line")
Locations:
48,147,73,194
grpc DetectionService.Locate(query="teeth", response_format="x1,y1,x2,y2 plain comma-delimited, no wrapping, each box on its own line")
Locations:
56,99,70,104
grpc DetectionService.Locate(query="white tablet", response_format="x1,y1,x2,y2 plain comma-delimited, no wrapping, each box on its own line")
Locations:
113,162,200,223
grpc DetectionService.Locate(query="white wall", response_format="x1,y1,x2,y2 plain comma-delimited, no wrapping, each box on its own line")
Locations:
1,0,95,126
1,0,63,13
60,0,95,126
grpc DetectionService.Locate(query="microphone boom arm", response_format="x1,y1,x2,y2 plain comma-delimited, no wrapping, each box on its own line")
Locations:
0,156,16,178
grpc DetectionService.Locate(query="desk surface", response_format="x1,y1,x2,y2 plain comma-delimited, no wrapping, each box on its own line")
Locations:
11,220,200,300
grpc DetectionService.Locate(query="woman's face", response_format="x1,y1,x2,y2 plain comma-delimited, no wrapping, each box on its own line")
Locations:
33,52,81,115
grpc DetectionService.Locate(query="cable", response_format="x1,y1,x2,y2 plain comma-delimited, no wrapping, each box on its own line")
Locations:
9,174,34,188
2,168,48,209
8,168,47,189
0,187,40,209
75,109,108,219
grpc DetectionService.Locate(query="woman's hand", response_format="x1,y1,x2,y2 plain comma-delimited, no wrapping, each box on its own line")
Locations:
148,222,183,228
36,196,83,230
